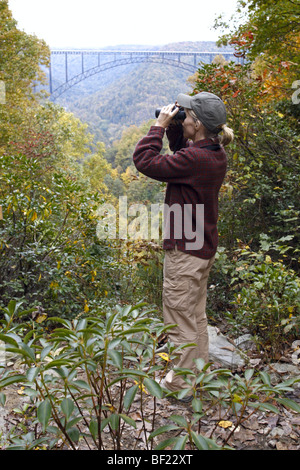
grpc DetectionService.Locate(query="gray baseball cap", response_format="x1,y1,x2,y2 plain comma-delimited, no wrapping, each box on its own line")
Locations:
177,92,227,133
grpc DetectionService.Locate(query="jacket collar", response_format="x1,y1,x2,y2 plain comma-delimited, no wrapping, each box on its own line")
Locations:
190,137,220,148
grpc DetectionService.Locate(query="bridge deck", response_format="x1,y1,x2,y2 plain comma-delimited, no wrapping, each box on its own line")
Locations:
51,50,235,55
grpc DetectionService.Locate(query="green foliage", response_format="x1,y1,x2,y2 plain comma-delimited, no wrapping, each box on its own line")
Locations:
82,143,116,195
0,1,299,451
32,101,95,167
106,122,154,172
0,302,170,450
216,0,300,77
0,0,49,148
208,234,300,355
227,235,299,353
1,305,299,450
150,358,300,450
0,150,107,317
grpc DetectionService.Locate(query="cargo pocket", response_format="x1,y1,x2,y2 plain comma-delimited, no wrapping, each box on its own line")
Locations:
163,278,190,311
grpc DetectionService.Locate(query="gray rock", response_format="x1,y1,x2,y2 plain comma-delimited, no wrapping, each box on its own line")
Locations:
265,362,300,387
234,333,254,350
208,326,246,369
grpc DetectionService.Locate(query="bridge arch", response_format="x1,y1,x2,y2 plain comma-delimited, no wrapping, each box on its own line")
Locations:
50,55,201,100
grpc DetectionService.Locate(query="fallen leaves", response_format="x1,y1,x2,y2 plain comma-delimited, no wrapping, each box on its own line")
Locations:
218,420,233,429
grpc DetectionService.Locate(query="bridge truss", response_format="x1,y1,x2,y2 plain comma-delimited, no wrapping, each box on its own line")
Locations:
49,49,241,100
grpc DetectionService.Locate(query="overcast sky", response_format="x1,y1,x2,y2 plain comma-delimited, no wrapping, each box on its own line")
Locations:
8,0,239,49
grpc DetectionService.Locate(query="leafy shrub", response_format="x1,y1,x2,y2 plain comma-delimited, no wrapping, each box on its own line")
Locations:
1,301,299,450
150,359,300,450
227,235,300,355
0,150,122,317
0,301,169,449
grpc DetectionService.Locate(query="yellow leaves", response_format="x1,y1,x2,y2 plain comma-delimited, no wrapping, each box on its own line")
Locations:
134,380,148,394
31,211,37,222
84,300,89,313
43,207,52,218
32,306,47,323
218,420,233,429
233,394,243,404
157,352,170,362
121,167,138,187
35,313,47,323
222,183,233,201
103,403,115,413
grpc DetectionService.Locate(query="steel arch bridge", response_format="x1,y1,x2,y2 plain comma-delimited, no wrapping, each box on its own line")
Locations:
49,49,241,100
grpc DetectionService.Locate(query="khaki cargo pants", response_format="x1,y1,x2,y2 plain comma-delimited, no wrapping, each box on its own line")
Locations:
163,246,215,391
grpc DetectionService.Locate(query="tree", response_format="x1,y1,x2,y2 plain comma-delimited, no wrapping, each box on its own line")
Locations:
0,0,50,148
0,2,120,317
82,142,119,197
215,0,300,101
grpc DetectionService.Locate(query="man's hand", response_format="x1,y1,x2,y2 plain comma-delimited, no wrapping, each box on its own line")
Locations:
155,104,179,129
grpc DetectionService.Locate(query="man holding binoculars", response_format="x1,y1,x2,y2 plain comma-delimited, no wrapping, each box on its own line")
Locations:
133,92,234,401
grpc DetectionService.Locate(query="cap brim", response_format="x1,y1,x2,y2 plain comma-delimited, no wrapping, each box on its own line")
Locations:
177,93,192,109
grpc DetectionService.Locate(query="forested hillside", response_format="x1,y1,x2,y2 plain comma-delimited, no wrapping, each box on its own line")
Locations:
0,0,299,451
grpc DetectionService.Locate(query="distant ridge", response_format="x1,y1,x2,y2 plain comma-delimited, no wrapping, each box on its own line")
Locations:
51,40,233,52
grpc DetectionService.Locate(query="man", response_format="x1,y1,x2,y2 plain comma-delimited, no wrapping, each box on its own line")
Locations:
133,92,233,400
